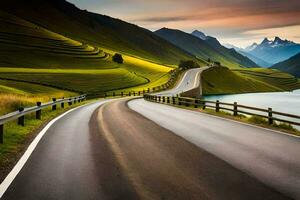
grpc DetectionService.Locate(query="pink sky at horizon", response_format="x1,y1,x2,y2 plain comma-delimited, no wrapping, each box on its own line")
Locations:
68,0,300,48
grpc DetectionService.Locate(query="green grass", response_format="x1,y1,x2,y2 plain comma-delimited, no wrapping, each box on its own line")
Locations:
0,79,77,115
202,67,300,95
0,100,92,178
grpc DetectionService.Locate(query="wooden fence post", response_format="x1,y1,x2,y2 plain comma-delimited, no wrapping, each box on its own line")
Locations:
138,91,141,96
68,98,72,106
113,92,115,97
18,107,25,126
216,100,220,112
61,98,65,109
52,98,57,110
268,108,273,125
195,99,198,108
0,124,3,144
234,102,238,116
36,102,42,120
202,101,206,110
129,92,131,96
178,97,182,106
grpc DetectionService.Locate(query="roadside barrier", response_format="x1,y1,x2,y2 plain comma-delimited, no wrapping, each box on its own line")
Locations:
144,94,300,127
0,95,86,144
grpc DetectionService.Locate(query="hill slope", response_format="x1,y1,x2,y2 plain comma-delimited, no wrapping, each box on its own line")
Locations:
1,0,196,65
271,53,300,77
155,28,257,68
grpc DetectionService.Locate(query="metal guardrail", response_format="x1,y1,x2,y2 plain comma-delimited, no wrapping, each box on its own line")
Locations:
0,94,86,144
144,94,300,127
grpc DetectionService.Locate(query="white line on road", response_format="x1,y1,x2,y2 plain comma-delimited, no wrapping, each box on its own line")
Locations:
0,105,87,198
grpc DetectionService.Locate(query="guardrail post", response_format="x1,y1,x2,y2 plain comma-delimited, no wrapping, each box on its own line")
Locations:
18,107,25,126
121,92,123,97
52,98,57,110
152,87,155,92
216,100,220,112
195,99,198,108
74,97,77,104
185,99,189,107
61,98,65,108
172,97,175,104
104,93,107,98
202,101,206,110
162,96,165,103
129,92,131,96
233,102,238,116
113,92,115,97
68,98,72,106
138,91,141,96
0,124,3,144
167,97,170,103
148,88,150,93
36,102,42,120
134,92,136,96
268,108,273,125
178,97,182,105
158,96,161,102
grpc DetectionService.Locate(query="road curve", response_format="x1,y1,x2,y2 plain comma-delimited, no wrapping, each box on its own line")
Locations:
96,99,288,199
1,100,139,200
128,99,300,199
157,67,209,96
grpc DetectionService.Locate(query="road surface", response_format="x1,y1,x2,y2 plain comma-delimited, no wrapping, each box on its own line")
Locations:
157,67,209,96
0,68,298,199
129,99,300,199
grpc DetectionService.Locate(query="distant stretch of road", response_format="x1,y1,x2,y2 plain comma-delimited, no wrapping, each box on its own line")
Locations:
0,67,298,199
157,66,209,96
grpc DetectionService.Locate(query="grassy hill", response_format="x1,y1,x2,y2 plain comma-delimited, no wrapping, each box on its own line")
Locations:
271,53,300,78
155,28,257,68
0,9,174,114
202,67,300,95
1,0,197,65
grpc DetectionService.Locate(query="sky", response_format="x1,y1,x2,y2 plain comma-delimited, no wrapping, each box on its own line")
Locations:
68,0,300,47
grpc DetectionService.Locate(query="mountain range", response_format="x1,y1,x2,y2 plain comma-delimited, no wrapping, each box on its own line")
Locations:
155,28,257,68
226,37,300,67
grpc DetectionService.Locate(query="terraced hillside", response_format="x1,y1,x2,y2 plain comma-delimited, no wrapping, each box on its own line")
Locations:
0,10,108,68
1,0,198,66
202,67,300,95
0,10,174,115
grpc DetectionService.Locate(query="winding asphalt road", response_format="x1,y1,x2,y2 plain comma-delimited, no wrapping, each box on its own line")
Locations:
0,68,299,199
156,67,209,96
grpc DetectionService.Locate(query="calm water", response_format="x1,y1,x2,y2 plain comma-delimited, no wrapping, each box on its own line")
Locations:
204,89,300,130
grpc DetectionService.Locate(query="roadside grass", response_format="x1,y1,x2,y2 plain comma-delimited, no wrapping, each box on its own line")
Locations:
0,80,77,115
202,67,300,95
0,99,94,181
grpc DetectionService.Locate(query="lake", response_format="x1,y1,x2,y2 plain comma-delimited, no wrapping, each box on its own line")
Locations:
204,90,300,130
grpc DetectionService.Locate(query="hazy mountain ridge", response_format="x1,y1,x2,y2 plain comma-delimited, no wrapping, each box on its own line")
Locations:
272,52,300,77
156,28,257,68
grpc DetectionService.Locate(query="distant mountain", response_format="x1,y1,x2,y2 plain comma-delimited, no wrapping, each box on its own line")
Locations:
191,30,207,40
1,0,195,65
155,28,257,68
239,51,272,68
244,43,258,52
223,44,243,52
272,52,300,77
246,37,300,65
